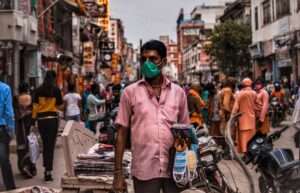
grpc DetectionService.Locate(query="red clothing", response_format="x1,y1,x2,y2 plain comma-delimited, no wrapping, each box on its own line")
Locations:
115,77,190,180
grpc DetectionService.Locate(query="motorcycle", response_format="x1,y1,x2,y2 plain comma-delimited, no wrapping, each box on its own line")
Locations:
196,131,239,193
244,125,300,193
269,97,285,128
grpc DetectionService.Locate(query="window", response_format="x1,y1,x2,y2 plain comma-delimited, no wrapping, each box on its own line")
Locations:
276,0,290,19
263,0,271,25
255,7,259,30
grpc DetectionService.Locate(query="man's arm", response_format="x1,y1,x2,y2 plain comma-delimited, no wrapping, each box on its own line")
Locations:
179,90,190,124
231,94,240,115
114,125,129,174
260,91,269,122
113,90,132,191
4,86,15,136
223,90,233,112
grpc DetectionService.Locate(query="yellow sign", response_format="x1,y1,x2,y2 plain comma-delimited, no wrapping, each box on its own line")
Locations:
111,53,119,71
83,42,95,73
97,0,110,31
98,17,110,32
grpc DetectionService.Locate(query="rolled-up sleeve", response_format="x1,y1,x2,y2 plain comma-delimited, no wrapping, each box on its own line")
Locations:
178,90,190,124
115,89,132,128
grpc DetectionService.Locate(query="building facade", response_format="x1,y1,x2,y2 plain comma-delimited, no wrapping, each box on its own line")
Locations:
109,18,125,55
176,9,204,81
159,35,179,81
219,0,251,24
177,3,231,83
0,0,38,93
251,0,300,82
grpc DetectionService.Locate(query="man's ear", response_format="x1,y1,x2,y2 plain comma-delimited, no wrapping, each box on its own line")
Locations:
162,58,167,65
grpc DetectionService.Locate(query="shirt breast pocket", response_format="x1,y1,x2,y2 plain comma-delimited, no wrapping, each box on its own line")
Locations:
163,105,179,124
133,101,148,116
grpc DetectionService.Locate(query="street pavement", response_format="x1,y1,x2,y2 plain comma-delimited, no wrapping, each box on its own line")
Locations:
0,120,298,193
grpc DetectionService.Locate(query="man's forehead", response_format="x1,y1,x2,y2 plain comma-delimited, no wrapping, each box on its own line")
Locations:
142,50,159,57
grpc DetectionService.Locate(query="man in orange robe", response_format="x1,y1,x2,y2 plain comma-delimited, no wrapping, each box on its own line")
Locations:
232,78,257,153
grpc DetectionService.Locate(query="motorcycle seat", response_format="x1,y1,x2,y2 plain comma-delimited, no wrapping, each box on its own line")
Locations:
278,160,300,173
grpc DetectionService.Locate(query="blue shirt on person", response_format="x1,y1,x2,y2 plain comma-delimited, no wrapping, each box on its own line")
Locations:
0,81,15,136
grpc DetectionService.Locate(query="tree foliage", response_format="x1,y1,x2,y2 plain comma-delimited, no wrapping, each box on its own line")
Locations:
205,20,252,76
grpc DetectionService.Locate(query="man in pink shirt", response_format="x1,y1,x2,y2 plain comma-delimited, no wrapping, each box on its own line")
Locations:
254,79,270,135
232,78,257,153
113,40,190,193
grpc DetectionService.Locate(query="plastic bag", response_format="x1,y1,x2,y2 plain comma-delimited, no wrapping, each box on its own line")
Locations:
27,132,40,164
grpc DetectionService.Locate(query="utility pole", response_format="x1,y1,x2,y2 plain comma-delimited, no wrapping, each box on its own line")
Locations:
138,39,143,79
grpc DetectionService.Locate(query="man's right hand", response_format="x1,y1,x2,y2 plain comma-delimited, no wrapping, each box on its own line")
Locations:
113,173,127,193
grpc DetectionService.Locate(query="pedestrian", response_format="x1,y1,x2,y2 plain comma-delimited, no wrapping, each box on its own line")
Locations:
219,78,235,135
201,84,209,124
82,84,91,129
232,78,257,153
208,85,221,136
105,84,113,111
63,83,81,121
187,83,206,129
0,80,16,190
15,82,36,178
271,81,285,105
87,83,105,133
113,40,190,193
32,70,63,181
254,79,270,135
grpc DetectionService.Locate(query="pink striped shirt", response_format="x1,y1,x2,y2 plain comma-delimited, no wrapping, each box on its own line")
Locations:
115,78,190,180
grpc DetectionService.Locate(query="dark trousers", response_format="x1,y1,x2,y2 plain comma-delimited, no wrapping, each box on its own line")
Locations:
37,118,58,171
0,128,16,190
133,177,182,193
89,120,98,134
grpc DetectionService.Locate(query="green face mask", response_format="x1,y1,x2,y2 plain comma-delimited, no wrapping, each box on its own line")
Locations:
142,60,161,79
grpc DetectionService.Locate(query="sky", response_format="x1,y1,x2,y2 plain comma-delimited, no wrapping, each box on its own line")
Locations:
110,0,228,47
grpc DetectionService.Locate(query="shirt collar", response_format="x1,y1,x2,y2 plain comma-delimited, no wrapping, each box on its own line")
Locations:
138,76,171,89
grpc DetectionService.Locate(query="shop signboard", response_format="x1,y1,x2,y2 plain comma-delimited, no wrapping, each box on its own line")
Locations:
83,41,95,73
183,28,200,36
278,17,290,35
276,47,292,68
72,15,80,56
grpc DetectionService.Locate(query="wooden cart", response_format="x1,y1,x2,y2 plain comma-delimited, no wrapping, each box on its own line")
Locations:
61,121,113,193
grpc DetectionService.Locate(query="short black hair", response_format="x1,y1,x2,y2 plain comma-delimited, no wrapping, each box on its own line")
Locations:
91,83,100,95
68,83,76,93
18,82,30,93
255,78,265,86
141,40,167,59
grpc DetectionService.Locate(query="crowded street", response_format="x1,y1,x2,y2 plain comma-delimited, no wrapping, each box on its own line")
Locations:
1,0,300,193
1,120,298,193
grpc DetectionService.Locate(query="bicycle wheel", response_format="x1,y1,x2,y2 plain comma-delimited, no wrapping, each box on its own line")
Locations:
214,168,237,193
199,185,223,193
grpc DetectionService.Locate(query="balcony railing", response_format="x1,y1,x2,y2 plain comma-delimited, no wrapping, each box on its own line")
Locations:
0,0,15,10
